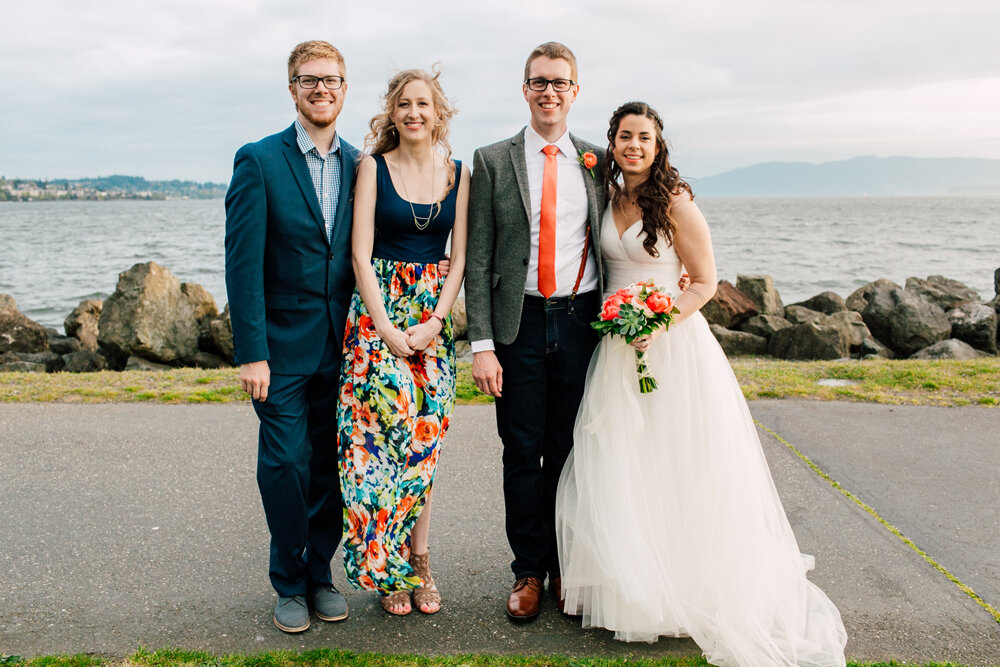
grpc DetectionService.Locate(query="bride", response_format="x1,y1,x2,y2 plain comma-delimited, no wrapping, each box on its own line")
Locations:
554,101,848,666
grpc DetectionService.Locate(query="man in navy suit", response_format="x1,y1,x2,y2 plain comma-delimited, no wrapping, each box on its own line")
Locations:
224,40,357,634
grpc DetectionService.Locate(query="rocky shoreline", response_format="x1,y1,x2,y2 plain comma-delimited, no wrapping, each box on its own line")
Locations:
1,262,998,373
703,271,1000,360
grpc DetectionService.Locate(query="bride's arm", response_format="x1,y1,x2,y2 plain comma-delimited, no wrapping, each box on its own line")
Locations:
667,193,716,325
630,193,716,351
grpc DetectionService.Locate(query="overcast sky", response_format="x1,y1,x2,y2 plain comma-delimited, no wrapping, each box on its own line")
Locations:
1,0,997,183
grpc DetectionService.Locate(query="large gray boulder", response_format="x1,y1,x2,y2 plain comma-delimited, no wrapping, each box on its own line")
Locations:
845,278,898,314
62,350,109,373
991,267,1000,330
47,329,81,355
181,282,219,351
789,291,846,315
736,275,784,317
0,358,47,372
0,350,64,372
191,351,232,369
125,356,172,371
910,339,986,360
701,280,757,328
847,279,950,356
97,262,200,368
784,305,824,326
736,314,792,340
823,311,872,355
769,322,849,360
451,297,468,340
64,299,103,352
455,340,473,363
947,302,998,354
905,275,980,311
709,324,768,356
209,305,234,364
0,296,49,354
860,337,893,359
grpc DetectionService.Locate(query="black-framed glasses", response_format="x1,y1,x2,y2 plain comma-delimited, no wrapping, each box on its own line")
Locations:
291,75,345,90
524,77,575,92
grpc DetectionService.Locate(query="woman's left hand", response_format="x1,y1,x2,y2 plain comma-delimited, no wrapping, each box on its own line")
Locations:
630,328,663,352
405,319,442,351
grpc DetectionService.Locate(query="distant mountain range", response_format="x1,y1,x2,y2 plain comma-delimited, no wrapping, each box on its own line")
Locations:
691,156,1000,197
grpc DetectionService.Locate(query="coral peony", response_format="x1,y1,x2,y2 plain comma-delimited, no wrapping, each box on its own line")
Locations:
646,292,673,314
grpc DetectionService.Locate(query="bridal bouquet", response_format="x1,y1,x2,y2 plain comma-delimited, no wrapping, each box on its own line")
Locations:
591,281,679,393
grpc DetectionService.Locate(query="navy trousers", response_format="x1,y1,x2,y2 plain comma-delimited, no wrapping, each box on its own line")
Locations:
494,291,600,581
252,336,343,598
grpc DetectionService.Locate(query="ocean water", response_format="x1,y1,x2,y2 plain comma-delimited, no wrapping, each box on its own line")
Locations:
1,197,998,329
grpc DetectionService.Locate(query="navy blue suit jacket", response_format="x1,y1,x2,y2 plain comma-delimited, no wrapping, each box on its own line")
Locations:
224,124,359,375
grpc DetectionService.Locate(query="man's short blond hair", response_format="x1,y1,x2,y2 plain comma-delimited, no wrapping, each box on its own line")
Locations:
523,42,578,82
287,40,345,81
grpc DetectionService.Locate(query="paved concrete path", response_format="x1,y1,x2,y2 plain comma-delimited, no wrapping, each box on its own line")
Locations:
1,402,998,665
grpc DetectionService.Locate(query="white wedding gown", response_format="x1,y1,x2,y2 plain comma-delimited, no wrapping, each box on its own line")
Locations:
555,206,847,666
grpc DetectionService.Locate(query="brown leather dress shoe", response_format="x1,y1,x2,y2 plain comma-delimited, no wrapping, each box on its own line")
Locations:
549,575,565,613
506,576,543,621
550,575,581,617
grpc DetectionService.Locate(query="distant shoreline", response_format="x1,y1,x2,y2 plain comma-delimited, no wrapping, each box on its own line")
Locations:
0,175,226,202
5,193,1000,203
0,196,223,202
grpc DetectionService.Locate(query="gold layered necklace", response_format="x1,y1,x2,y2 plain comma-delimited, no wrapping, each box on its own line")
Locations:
397,159,441,231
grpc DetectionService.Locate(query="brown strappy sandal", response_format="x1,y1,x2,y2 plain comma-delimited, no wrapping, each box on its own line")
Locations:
380,589,412,616
409,550,441,614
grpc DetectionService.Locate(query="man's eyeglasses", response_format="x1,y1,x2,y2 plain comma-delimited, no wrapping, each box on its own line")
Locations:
291,75,345,90
524,77,575,92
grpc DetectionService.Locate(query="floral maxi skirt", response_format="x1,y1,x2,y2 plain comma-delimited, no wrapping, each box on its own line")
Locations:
337,257,455,593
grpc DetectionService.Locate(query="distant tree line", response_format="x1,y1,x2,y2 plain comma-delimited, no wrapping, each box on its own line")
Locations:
0,175,228,200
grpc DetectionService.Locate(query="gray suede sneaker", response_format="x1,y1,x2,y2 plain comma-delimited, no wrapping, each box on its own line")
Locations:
311,585,348,622
273,595,310,633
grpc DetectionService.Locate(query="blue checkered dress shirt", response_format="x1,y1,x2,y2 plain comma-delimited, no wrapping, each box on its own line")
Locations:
294,119,342,242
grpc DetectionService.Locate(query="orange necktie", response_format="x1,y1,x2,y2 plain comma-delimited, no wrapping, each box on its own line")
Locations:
538,144,559,298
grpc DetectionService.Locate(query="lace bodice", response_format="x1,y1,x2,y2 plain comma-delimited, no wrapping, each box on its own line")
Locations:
600,204,683,297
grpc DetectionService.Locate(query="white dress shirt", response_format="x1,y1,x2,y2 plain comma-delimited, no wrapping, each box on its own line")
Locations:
471,125,599,353
522,125,599,298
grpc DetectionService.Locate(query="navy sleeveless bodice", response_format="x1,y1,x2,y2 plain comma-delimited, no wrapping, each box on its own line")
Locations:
371,153,461,263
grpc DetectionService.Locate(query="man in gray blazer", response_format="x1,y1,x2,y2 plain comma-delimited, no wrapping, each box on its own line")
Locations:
466,42,605,622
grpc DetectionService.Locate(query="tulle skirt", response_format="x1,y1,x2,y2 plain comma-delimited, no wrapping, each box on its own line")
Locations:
555,312,847,666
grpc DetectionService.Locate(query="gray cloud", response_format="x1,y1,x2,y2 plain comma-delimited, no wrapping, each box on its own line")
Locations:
1,0,997,182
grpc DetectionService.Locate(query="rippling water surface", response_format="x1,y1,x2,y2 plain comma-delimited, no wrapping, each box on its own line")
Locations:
701,196,999,305
1,197,998,328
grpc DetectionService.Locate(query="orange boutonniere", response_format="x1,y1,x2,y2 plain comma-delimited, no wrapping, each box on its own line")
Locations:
578,150,597,178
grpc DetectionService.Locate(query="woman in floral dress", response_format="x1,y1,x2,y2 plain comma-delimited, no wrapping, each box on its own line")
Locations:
338,68,469,615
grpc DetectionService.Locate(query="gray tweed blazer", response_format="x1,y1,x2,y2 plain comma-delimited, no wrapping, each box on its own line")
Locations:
466,128,606,346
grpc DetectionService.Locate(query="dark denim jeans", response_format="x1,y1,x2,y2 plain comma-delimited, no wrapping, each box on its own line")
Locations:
494,290,600,581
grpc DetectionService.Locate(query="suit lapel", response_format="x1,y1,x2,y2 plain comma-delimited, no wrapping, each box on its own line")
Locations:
569,133,602,231
329,141,358,250
281,126,327,244
508,129,532,222
570,133,606,292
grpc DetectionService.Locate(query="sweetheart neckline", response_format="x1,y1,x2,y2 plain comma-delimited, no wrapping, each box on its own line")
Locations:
613,218,643,242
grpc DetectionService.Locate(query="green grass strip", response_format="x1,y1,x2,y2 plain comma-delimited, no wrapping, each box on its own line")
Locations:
754,419,1000,626
1,358,998,406
0,649,978,667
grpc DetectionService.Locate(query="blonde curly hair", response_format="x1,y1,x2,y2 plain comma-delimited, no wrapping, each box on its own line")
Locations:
365,67,457,199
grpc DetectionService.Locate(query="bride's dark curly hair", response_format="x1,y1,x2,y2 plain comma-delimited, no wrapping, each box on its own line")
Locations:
602,101,693,257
